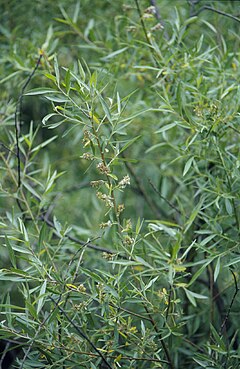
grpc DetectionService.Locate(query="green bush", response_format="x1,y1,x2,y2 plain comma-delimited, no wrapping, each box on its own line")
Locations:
0,1,240,368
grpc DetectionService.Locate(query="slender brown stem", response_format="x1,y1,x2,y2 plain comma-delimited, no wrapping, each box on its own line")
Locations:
122,154,162,218
219,270,239,336
194,5,240,23
134,0,152,45
41,214,117,255
50,296,113,369
143,304,174,369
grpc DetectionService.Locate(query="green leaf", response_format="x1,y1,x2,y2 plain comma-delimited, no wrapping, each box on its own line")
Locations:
81,268,104,283
101,47,128,61
183,157,194,176
5,236,17,268
26,300,38,320
183,288,207,307
119,136,141,155
184,288,196,306
73,1,80,23
42,113,59,125
148,222,178,238
200,234,216,246
214,257,221,282
210,324,226,351
225,198,233,215
90,70,97,88
31,135,58,153
25,88,59,95
78,59,86,81
144,276,159,291
99,95,112,123
184,197,204,233
18,218,29,242
44,73,57,83
188,258,213,287
54,55,60,85
22,180,41,200
65,68,71,93
37,280,47,314
45,95,69,103
156,122,176,133
38,223,47,252
176,81,183,113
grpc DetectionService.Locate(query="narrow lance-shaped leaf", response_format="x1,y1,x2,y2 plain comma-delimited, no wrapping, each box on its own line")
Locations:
54,55,60,86
5,236,17,268
37,280,47,314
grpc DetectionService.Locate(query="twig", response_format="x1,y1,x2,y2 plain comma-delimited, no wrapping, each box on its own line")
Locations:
134,0,152,45
19,297,59,369
187,0,202,17
122,154,162,218
150,0,169,40
150,0,161,21
0,341,11,368
49,296,113,369
216,147,240,232
143,304,174,369
0,143,17,156
41,214,118,255
165,285,172,320
149,179,183,218
194,5,240,23
51,344,170,364
219,269,239,336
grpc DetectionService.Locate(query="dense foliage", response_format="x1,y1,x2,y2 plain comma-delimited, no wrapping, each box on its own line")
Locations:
0,1,240,368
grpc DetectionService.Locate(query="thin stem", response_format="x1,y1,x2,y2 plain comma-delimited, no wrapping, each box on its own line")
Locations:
194,5,240,23
91,119,119,223
41,214,118,255
122,153,162,218
134,0,152,45
150,0,169,40
143,304,174,369
217,147,240,232
50,296,113,369
219,270,239,337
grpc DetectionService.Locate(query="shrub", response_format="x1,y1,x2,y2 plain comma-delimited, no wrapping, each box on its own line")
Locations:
0,1,239,368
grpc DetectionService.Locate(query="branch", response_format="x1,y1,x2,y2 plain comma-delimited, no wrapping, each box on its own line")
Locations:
150,0,169,40
194,5,240,23
122,153,163,218
148,179,183,218
219,269,239,336
41,214,118,255
143,304,174,369
134,0,152,45
50,296,113,369
187,0,202,17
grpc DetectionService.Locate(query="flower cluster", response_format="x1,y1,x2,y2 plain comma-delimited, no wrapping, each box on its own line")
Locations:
82,130,92,147
97,161,110,175
96,191,114,207
151,23,164,32
81,152,94,160
118,175,130,188
124,235,134,245
90,180,105,187
144,6,156,15
99,220,112,229
117,204,125,215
